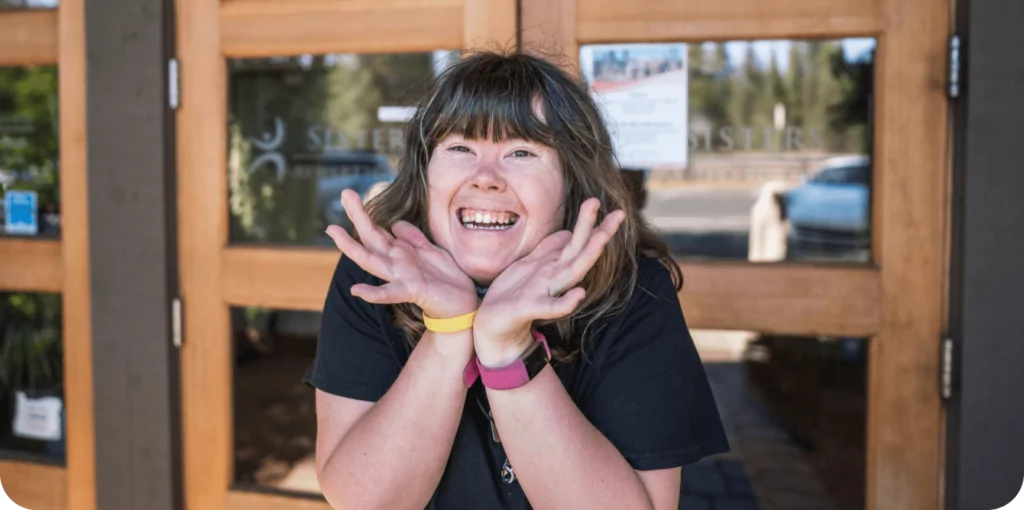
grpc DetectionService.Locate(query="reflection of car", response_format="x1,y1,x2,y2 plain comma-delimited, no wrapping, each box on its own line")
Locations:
783,156,871,261
311,150,396,228
748,156,871,262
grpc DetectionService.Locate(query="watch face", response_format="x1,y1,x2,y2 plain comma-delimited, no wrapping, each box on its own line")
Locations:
522,341,551,379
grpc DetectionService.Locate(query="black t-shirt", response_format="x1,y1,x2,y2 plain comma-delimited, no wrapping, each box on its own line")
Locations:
304,254,730,509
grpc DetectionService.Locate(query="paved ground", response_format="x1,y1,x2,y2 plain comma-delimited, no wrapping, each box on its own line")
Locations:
645,185,762,234
643,184,763,260
703,361,841,510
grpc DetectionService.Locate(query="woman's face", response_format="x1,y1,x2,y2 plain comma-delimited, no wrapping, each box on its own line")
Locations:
426,134,565,286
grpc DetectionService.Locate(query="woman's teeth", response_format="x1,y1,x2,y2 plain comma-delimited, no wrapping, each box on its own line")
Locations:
459,209,518,230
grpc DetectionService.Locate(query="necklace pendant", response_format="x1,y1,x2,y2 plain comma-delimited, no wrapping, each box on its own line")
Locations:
501,458,516,484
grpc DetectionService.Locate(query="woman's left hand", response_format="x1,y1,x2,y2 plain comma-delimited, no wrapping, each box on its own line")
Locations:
473,198,626,367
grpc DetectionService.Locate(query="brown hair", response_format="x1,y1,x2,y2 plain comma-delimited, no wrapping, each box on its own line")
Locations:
364,51,682,362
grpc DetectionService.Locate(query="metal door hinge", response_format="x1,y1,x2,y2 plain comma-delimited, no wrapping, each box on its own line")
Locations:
172,297,183,349
169,58,180,110
948,35,961,99
941,337,954,400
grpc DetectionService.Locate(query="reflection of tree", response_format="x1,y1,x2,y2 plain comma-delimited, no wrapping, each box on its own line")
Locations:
0,293,63,394
227,54,433,245
686,40,870,155
829,47,874,155
229,56,330,244
324,54,432,167
0,65,60,232
688,44,733,134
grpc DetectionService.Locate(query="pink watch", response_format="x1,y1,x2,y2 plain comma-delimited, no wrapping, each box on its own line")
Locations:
463,331,551,390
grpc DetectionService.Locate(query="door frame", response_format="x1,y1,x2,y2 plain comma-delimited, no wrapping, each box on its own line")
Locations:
175,1,516,509
176,0,952,509
0,2,94,510
521,1,951,508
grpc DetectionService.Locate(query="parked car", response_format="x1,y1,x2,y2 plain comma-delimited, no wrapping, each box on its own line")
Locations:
783,155,871,262
311,150,396,229
748,156,871,263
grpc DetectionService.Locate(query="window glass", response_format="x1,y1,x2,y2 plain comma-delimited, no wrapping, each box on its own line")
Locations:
581,39,875,264
0,292,64,464
692,329,867,510
1,65,60,239
227,52,457,246
232,306,318,494
0,0,58,9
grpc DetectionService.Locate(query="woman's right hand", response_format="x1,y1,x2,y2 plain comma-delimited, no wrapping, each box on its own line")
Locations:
326,189,480,323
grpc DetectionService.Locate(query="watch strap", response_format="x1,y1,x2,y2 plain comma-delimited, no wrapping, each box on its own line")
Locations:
464,331,550,390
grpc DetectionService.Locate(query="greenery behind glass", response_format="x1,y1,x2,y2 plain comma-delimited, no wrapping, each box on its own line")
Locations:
0,65,60,237
228,53,438,246
685,40,872,155
0,292,64,461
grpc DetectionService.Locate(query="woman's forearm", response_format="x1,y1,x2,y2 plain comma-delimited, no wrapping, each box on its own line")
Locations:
486,366,654,510
319,330,471,510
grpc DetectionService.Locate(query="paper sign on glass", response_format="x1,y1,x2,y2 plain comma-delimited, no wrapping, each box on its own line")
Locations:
4,190,39,235
12,390,63,442
580,43,689,168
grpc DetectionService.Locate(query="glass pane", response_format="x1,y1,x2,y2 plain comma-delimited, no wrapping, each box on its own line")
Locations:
232,306,319,494
227,52,458,246
0,65,60,238
692,330,867,510
0,0,57,9
581,39,875,264
0,292,65,464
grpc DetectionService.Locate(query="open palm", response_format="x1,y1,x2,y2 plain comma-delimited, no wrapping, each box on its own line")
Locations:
474,198,626,361
326,190,479,320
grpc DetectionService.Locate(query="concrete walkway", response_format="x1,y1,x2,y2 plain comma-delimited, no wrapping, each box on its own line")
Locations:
693,361,840,510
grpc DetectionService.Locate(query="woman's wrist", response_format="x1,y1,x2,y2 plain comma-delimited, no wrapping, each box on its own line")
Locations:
422,293,479,321
424,329,476,369
472,326,535,368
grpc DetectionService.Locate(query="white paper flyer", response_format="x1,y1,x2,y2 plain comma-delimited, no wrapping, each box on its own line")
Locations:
580,43,689,168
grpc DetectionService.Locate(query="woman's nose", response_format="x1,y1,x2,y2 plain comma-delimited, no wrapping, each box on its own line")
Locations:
469,162,506,192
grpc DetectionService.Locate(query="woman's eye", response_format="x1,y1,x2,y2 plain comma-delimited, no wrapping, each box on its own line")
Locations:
510,149,535,158
448,145,472,154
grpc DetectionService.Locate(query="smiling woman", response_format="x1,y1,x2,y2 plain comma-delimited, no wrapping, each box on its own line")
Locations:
306,51,729,510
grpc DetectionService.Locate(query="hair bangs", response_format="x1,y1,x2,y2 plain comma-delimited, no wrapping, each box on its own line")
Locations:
426,61,557,147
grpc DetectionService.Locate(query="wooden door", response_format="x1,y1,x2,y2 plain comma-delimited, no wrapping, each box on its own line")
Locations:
521,0,951,509
177,0,951,508
0,1,92,510
175,1,516,509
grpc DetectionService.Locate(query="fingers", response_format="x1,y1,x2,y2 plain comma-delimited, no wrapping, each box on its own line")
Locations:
341,189,391,252
391,221,433,250
528,230,573,260
568,209,625,277
350,282,412,305
533,287,587,321
326,225,392,281
561,198,601,263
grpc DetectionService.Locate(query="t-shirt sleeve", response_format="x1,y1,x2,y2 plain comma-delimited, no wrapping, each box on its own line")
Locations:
303,254,402,402
578,260,730,470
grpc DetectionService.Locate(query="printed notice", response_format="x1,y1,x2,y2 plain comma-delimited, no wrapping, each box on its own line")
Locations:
4,190,38,236
12,390,63,442
580,43,689,168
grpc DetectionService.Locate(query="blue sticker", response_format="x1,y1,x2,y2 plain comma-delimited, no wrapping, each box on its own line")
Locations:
4,190,38,235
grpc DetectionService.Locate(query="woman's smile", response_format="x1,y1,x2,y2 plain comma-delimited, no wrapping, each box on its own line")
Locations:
456,207,520,231
427,134,564,286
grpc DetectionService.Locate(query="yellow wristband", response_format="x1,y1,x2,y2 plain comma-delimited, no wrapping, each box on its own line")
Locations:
423,310,477,333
